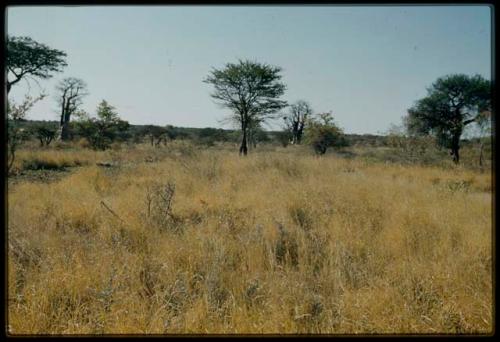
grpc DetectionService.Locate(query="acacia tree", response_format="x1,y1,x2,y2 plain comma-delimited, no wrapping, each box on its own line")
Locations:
56,77,88,141
406,74,491,164
6,36,67,94
283,100,312,145
204,59,287,155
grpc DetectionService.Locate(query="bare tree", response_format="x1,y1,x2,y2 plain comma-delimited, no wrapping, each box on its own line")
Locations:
283,100,312,145
55,77,88,141
7,94,46,173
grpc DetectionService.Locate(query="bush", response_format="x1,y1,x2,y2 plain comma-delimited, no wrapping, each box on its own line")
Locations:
22,158,65,171
274,131,292,147
304,112,348,155
29,122,58,147
75,100,129,150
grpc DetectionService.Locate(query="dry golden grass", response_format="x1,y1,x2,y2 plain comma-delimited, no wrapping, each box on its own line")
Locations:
7,142,492,335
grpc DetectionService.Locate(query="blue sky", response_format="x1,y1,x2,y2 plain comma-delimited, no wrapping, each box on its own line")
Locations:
6,5,492,134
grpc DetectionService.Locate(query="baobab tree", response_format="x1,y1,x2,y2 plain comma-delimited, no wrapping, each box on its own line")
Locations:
283,100,312,145
204,59,287,155
55,77,88,141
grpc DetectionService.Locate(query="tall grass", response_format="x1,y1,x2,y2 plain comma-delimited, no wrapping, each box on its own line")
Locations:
7,144,492,334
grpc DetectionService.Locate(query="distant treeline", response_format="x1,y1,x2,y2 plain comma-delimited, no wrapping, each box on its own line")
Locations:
14,119,481,148
12,119,265,146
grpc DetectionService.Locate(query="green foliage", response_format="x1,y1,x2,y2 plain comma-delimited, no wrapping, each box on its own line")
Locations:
204,59,287,118
196,127,232,146
75,100,129,150
245,121,270,149
204,59,288,155
305,112,347,155
276,130,293,147
249,126,270,146
167,126,191,140
405,74,491,163
30,122,58,146
6,36,67,93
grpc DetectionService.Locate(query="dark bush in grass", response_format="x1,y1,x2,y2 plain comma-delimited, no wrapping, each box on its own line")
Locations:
22,158,66,171
21,157,86,171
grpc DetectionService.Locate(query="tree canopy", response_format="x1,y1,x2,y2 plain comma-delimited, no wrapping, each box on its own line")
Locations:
6,36,67,94
204,59,287,155
405,74,491,163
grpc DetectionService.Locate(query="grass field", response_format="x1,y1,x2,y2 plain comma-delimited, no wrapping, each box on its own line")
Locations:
7,142,493,334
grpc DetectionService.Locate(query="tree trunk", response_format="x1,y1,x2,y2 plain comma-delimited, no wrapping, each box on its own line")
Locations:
247,130,252,150
239,128,248,156
479,140,484,169
58,99,71,141
451,147,460,164
59,94,67,127
59,122,70,141
59,97,74,141
7,145,16,174
450,143,460,164
292,121,299,145
249,130,257,149
449,129,462,164
6,78,23,95
296,128,304,144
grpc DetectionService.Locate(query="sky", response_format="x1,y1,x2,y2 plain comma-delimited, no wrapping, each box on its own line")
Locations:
6,5,492,135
